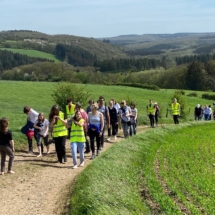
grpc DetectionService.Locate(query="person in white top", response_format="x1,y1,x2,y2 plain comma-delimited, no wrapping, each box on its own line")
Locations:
129,102,137,135
23,106,39,153
34,113,50,157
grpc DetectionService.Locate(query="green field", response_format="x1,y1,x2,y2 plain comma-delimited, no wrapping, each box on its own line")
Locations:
0,48,61,62
70,122,215,214
0,80,214,149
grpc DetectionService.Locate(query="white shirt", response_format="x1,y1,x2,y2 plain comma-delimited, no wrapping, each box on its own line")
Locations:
27,109,39,123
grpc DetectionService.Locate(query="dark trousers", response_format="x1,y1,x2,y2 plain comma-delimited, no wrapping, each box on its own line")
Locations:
84,130,90,152
27,131,37,151
100,125,106,148
155,114,159,125
149,114,155,127
173,115,179,124
54,136,67,163
108,121,117,136
89,130,101,153
0,146,14,172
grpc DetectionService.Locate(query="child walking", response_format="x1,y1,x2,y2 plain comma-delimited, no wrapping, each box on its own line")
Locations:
69,110,86,169
0,117,15,175
34,113,50,157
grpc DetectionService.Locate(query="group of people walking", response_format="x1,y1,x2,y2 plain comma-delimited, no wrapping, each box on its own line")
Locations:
194,104,215,121
0,96,139,173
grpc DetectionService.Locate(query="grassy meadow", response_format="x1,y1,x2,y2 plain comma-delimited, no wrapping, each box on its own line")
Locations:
0,80,214,150
70,122,215,214
0,48,61,62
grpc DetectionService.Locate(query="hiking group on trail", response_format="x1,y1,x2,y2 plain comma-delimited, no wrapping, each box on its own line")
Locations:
1,96,194,174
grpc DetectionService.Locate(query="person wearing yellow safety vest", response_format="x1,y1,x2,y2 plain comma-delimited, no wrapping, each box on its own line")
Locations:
65,98,75,139
68,110,85,169
49,105,68,164
171,98,181,124
146,99,156,128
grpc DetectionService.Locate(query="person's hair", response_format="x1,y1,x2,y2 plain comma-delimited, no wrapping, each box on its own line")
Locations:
99,96,105,100
73,110,82,121
121,100,126,105
38,112,45,122
88,99,94,104
66,98,72,103
75,102,82,110
49,105,60,122
23,106,31,114
91,102,98,109
0,117,9,134
130,102,135,108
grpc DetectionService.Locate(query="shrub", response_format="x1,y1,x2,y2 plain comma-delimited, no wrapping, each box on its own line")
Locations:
51,82,90,111
187,92,198,97
114,83,160,91
202,93,215,100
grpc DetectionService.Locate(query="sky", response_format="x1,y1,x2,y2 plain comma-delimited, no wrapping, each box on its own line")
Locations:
0,0,215,38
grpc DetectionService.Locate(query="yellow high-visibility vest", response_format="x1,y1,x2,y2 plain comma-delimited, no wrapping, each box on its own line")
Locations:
172,103,180,115
147,104,155,114
66,104,75,119
53,111,68,137
70,119,86,143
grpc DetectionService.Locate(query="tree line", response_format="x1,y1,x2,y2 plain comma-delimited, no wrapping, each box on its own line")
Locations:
0,50,54,72
175,53,215,65
94,58,164,72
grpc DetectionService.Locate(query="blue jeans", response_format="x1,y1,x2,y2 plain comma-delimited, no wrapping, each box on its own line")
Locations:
204,114,210,121
70,142,85,166
121,122,129,138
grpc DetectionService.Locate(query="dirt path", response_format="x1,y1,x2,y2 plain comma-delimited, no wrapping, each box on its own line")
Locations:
0,126,149,215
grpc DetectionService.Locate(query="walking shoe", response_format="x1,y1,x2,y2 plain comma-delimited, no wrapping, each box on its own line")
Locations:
80,162,85,167
28,150,34,154
107,137,111,141
84,150,90,153
96,150,100,156
72,165,78,169
90,154,96,160
114,136,117,140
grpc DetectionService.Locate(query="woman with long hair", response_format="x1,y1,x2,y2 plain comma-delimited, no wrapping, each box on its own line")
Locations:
0,117,15,175
68,110,86,169
34,112,50,157
49,105,67,164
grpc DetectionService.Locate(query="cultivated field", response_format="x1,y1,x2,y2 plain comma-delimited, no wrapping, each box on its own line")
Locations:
71,122,215,214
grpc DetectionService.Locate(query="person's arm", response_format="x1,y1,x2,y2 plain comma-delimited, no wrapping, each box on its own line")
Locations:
43,121,49,137
134,109,137,120
33,121,42,131
146,106,148,116
54,115,67,125
74,119,84,127
106,111,110,128
100,113,104,132
10,140,15,152
178,104,181,115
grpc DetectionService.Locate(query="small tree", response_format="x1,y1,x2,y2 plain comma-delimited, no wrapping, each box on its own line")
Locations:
170,91,187,118
51,82,90,111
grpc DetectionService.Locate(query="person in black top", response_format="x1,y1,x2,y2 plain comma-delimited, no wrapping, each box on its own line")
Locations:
0,117,15,175
107,100,118,141
194,104,202,121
